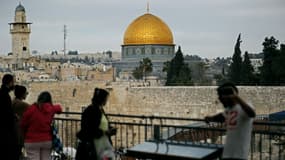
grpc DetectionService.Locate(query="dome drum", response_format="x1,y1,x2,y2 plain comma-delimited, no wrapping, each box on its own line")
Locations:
121,44,174,62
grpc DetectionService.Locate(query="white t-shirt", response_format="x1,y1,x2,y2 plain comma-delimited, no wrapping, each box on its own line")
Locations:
222,103,254,159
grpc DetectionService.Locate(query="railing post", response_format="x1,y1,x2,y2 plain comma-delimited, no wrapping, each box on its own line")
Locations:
154,125,160,141
259,134,262,160
269,134,272,160
144,118,148,141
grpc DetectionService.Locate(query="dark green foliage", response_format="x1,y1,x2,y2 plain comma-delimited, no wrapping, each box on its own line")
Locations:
132,58,153,80
260,36,279,84
133,66,143,79
272,44,285,84
228,34,259,85
165,46,192,86
228,33,243,84
240,51,255,85
162,61,170,73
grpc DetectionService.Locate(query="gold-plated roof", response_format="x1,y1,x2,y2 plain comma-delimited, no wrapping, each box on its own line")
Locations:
123,13,174,45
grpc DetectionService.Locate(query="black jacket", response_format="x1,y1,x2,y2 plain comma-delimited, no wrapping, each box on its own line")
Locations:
0,85,20,160
76,104,105,160
77,104,104,141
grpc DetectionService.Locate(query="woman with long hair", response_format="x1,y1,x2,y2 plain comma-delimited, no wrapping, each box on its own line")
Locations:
21,91,62,160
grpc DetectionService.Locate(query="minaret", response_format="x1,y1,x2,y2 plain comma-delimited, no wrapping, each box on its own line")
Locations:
9,2,32,59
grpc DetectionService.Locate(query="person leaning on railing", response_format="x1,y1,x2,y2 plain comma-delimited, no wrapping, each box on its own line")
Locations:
205,82,256,160
76,87,117,160
21,91,62,160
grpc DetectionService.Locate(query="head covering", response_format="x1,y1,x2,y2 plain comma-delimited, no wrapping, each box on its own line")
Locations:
91,88,109,106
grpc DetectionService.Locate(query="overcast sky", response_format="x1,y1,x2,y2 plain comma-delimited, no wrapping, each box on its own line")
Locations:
0,0,284,58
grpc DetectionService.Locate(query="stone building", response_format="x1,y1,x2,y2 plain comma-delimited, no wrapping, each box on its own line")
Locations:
0,3,36,71
86,68,115,82
113,8,175,79
7,3,32,70
57,63,79,81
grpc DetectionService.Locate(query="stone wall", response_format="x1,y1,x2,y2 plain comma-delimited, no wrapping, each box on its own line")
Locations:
24,81,285,118
25,81,106,112
109,86,285,118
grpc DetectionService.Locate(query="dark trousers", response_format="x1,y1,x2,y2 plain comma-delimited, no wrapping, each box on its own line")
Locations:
75,140,97,160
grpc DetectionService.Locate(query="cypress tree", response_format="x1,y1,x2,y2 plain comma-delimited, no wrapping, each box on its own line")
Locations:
165,46,192,85
241,51,255,85
228,33,243,84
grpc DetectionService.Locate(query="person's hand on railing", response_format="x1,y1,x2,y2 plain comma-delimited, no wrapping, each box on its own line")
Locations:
106,126,117,136
205,116,211,124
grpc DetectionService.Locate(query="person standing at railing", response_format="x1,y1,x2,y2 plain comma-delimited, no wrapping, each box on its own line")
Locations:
0,74,21,160
12,85,30,159
205,82,256,160
76,87,117,160
21,91,62,160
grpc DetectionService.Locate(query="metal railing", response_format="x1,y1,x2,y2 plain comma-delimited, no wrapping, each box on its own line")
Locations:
54,112,285,160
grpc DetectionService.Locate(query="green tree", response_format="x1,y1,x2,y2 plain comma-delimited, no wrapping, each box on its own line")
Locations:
260,36,279,84
132,58,153,80
162,61,170,73
241,51,255,85
176,64,192,85
228,33,243,84
140,58,153,81
272,44,285,84
132,66,143,79
165,46,192,85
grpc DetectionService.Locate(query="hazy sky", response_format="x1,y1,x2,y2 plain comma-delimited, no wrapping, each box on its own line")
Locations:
0,0,284,58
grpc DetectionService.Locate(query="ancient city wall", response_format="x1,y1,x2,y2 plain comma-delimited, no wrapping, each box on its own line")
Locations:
25,81,106,111
109,86,285,118
25,81,285,118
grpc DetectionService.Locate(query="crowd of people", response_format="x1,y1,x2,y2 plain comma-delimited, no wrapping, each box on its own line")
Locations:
0,74,64,160
0,73,116,160
0,73,256,160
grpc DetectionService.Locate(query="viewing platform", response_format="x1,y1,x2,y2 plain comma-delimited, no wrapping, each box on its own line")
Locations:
54,112,285,160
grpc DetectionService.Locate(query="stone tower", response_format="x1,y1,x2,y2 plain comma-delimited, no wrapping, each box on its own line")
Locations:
9,3,32,59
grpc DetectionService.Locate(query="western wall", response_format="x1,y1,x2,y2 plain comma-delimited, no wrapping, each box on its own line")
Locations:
24,81,285,118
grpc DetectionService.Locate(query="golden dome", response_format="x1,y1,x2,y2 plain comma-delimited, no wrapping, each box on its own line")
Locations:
123,13,174,45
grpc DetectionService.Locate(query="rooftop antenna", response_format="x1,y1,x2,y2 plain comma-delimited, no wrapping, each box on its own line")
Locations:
63,25,67,56
147,1,150,13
